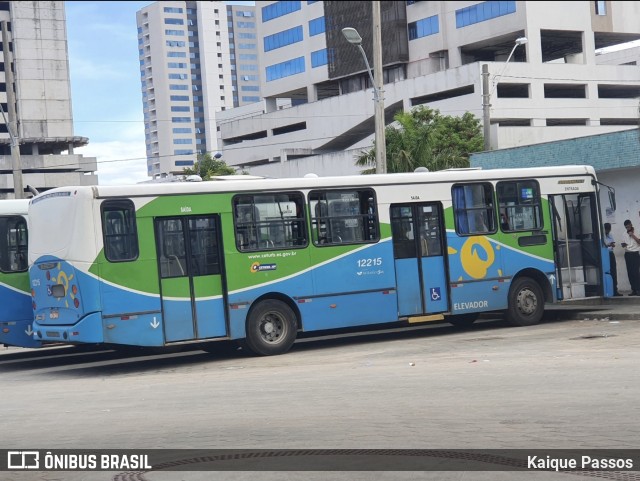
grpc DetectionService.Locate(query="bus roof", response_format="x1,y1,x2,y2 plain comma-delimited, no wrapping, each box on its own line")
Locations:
31,165,597,200
0,198,30,215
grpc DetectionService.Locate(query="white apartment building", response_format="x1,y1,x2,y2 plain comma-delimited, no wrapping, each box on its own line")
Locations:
137,1,261,179
217,1,640,178
0,1,97,199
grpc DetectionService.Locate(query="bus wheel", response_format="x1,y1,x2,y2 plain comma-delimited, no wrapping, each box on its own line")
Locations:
245,299,297,356
449,313,478,328
506,277,544,326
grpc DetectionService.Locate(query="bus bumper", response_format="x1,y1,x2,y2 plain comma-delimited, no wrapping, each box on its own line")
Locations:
33,312,104,344
0,320,43,348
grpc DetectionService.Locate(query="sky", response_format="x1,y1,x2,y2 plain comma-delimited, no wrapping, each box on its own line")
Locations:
64,1,253,186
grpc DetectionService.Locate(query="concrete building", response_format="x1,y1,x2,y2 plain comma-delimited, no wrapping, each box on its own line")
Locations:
216,1,640,178
137,1,261,179
0,1,97,199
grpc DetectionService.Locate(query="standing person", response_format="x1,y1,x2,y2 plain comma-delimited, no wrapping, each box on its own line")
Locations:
621,219,640,296
604,223,621,296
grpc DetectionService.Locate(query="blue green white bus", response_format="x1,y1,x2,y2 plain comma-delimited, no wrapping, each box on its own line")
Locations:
0,199,41,348
28,166,614,355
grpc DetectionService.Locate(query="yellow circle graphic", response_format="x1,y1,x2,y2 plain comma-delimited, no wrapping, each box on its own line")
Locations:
460,237,495,279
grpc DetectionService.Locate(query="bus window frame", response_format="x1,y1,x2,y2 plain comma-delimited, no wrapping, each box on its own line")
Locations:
496,179,543,233
100,199,139,263
451,182,497,237
309,188,380,247
232,191,308,253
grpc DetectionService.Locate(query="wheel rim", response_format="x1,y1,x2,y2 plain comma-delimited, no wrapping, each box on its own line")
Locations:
516,287,538,316
259,311,287,344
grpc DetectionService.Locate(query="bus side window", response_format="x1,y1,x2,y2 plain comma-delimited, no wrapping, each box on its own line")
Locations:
102,201,139,262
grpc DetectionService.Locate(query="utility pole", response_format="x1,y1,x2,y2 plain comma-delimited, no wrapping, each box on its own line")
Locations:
482,64,491,151
371,1,386,174
1,21,24,199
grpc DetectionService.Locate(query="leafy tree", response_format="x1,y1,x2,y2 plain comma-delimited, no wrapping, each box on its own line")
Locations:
182,152,236,180
356,106,483,174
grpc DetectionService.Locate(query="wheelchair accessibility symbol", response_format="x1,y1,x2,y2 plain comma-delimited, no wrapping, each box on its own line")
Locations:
430,287,441,301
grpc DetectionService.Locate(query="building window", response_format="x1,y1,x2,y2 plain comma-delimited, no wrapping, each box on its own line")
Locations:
311,48,327,67
595,1,606,15
455,1,516,28
170,95,190,101
171,106,191,112
168,62,187,68
308,16,325,36
452,183,496,235
266,56,305,81
239,43,256,49
241,85,260,91
173,138,193,144
169,84,189,90
165,29,185,36
171,117,191,123
262,1,301,22
408,15,439,40
164,7,183,13
167,51,187,57
242,96,261,102
237,21,255,28
164,18,184,25
238,32,256,39
173,128,192,134
175,159,194,166
264,26,303,52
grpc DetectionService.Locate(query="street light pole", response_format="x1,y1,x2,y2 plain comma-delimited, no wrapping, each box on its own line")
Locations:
482,37,528,151
342,14,387,174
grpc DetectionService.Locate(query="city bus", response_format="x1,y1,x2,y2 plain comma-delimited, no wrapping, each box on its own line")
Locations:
0,199,41,348
28,165,613,356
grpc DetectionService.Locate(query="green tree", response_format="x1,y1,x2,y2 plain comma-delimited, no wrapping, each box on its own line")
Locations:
356,106,484,174
182,152,236,180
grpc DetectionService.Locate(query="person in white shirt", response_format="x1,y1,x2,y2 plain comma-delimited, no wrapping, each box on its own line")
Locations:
621,219,640,295
604,223,621,296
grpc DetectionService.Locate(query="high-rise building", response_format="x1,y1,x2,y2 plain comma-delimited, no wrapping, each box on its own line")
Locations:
217,1,640,178
137,1,261,179
0,1,97,199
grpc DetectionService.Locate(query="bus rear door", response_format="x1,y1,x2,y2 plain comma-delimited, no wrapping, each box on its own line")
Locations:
391,203,448,317
154,215,227,342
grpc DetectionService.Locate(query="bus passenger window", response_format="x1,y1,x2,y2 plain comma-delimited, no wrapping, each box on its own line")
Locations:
452,183,496,235
233,192,307,252
497,180,542,232
309,189,379,247
0,216,28,273
101,201,139,262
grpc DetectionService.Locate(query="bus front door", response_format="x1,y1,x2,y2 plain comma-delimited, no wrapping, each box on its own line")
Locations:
155,215,227,343
391,203,448,317
550,194,603,299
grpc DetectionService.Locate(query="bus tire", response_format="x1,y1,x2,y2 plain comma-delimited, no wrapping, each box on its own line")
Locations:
448,313,478,328
245,299,297,356
506,276,544,327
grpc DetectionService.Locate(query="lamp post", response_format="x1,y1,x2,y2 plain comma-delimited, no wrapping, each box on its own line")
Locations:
342,22,387,174
482,36,528,151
